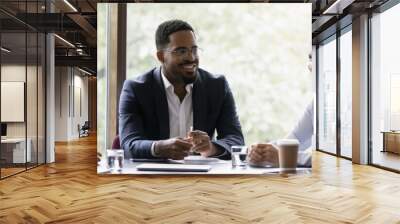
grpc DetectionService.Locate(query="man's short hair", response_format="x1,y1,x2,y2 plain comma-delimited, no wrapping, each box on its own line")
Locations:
155,19,194,50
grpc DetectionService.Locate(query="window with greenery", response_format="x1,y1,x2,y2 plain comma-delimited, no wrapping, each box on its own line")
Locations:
97,4,108,160
125,3,312,144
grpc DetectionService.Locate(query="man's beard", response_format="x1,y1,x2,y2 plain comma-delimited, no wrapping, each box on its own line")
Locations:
182,70,197,84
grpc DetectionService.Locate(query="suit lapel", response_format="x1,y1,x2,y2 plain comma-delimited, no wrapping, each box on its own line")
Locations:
153,67,170,139
193,71,207,132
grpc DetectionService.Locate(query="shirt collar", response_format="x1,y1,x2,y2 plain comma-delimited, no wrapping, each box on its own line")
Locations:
161,67,193,92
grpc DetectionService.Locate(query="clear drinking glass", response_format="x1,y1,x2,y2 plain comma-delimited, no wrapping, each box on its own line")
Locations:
231,146,248,168
107,149,124,171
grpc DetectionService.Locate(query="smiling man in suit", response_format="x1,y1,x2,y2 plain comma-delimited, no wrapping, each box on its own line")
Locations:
119,19,244,160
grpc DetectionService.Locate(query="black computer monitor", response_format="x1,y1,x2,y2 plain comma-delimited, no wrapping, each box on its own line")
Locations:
1,123,7,137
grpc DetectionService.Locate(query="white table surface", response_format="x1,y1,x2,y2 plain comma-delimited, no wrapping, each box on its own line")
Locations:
98,159,311,175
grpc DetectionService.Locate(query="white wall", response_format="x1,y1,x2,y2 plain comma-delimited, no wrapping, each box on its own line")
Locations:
1,66,26,134
54,67,89,141
55,67,69,141
1,65,34,138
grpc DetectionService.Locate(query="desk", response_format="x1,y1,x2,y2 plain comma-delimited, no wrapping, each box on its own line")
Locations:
381,131,400,154
1,138,31,163
98,159,311,175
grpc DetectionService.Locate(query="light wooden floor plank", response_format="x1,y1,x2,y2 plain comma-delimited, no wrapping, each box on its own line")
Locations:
1,134,400,223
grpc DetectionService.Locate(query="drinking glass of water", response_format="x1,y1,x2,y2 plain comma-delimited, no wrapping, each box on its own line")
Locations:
106,149,124,171
231,146,248,168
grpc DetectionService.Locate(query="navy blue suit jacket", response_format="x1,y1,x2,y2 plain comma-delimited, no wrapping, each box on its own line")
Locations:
119,67,244,160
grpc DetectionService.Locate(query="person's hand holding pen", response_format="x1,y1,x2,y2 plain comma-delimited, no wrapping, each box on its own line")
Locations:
187,126,221,157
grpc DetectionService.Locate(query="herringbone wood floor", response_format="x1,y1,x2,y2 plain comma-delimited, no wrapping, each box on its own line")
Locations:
1,134,400,224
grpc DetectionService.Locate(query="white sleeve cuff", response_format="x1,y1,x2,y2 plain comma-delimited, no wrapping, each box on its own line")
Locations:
150,142,157,157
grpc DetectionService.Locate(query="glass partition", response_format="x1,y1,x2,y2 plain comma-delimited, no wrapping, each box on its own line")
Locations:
339,28,352,158
371,3,400,171
0,1,46,179
317,36,337,154
1,30,28,177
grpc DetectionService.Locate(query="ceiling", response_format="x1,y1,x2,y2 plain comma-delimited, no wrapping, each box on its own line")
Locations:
0,0,393,75
0,0,97,74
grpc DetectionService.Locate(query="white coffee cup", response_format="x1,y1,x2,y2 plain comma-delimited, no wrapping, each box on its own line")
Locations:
277,139,299,170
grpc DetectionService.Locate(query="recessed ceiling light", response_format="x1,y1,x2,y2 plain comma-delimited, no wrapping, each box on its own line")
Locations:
63,0,78,12
1,47,11,53
54,34,75,48
323,0,355,15
78,67,92,76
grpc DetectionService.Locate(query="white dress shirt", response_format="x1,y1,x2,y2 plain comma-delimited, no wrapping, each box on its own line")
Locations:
161,70,193,138
151,69,193,156
286,99,315,167
286,99,315,151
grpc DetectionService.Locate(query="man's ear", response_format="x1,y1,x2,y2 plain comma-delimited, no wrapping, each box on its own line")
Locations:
156,51,164,63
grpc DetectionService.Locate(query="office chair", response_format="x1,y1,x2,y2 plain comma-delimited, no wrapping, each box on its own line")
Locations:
112,135,121,149
79,121,90,138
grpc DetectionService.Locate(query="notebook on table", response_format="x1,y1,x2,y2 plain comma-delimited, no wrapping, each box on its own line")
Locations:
136,163,211,172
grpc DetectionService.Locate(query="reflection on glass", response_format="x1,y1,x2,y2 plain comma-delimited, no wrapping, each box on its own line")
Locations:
0,1,47,179
1,31,27,177
371,4,400,171
340,29,352,158
318,37,337,154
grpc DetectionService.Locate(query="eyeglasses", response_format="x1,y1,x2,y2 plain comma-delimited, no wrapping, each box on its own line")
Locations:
163,46,202,58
